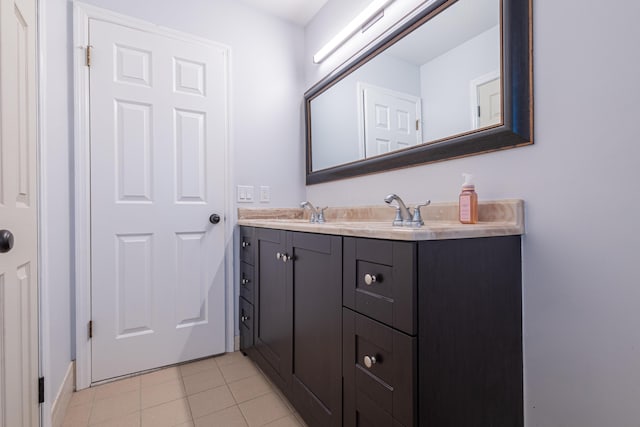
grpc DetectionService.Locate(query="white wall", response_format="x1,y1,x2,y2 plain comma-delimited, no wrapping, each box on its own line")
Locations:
421,25,499,141
39,0,74,413
41,0,306,412
305,0,640,426
311,54,420,170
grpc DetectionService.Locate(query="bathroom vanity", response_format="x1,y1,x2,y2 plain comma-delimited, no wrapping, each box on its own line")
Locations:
237,201,524,427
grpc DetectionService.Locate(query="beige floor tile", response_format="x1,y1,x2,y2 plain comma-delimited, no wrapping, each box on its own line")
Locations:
214,351,247,367
89,389,140,425
271,388,295,413
62,403,92,427
141,366,181,388
93,376,140,401
183,366,226,395
90,412,140,427
179,358,218,377
194,405,249,427
174,422,195,427
238,393,291,427
69,387,96,408
141,378,187,408
228,374,272,404
293,413,308,427
219,358,259,383
264,414,303,427
141,397,192,427
188,384,236,419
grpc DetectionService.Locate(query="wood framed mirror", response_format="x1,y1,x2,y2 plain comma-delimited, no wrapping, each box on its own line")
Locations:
305,0,532,185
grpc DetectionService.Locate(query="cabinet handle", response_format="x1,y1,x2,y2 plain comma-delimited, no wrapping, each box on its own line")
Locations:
277,252,293,262
241,278,250,285
363,355,377,368
242,241,250,248
241,315,249,322
364,273,379,285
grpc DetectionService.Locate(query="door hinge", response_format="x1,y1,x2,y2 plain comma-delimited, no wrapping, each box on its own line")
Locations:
415,119,419,131
38,377,45,404
88,320,93,339
477,105,481,117
86,45,92,67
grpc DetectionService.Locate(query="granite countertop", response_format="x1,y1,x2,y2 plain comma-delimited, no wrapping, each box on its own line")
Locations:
237,200,524,241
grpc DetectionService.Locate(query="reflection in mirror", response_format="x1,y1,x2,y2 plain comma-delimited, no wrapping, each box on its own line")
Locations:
310,0,502,171
309,0,501,172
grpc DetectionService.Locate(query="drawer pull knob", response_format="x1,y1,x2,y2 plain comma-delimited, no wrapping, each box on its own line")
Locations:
363,355,377,368
242,241,250,248
241,278,250,285
277,252,293,263
241,315,249,322
364,274,379,285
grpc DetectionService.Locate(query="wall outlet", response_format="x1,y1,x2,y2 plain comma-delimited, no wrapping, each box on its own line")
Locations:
237,185,254,202
259,186,270,203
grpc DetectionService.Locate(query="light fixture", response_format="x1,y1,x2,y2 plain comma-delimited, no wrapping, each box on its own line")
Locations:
313,0,395,64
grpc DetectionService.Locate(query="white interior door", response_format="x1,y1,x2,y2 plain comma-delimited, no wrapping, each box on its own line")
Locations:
360,83,422,157
476,76,501,128
0,0,39,424
89,19,228,382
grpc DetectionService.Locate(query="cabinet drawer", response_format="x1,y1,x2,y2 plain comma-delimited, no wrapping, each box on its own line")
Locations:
343,308,416,427
239,297,254,350
343,237,417,335
240,227,255,265
240,262,254,304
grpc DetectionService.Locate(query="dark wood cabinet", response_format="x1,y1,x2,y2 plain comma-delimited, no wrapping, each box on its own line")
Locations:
239,226,523,427
251,228,291,391
289,232,342,427
243,227,343,427
239,227,256,354
417,236,523,427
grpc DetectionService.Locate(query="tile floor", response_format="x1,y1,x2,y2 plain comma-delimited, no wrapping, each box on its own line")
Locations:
62,352,308,427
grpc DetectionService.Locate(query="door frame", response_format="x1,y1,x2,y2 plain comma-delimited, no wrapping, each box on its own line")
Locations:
72,2,234,390
468,69,500,130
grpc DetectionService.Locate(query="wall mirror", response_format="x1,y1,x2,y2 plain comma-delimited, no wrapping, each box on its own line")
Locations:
305,0,532,184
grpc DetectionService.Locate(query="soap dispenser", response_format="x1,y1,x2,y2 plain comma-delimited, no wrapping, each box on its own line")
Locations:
459,173,478,224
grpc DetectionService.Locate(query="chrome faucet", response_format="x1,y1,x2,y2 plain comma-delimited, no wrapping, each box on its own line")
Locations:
300,201,326,223
384,194,430,227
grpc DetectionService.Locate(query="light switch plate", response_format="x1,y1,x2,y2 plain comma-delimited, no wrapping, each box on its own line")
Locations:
237,185,254,202
259,186,270,203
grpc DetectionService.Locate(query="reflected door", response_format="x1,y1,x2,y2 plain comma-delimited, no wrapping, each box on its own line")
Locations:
360,84,422,157
89,19,228,381
477,77,501,127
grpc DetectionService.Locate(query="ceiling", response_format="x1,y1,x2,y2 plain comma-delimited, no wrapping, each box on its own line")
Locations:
238,0,329,26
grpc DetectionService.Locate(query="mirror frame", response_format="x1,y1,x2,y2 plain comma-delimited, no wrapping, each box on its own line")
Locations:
305,0,532,185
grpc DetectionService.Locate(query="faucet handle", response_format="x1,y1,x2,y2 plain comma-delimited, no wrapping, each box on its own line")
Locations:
317,207,328,223
411,201,431,226
387,204,404,226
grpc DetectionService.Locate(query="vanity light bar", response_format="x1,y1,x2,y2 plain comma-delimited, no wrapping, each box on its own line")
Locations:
313,0,396,64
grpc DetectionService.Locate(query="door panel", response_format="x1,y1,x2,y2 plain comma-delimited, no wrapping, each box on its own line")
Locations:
360,84,422,157
0,0,39,424
89,19,228,381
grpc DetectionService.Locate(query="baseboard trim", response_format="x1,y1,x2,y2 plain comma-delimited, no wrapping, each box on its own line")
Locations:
51,361,75,427
234,335,240,351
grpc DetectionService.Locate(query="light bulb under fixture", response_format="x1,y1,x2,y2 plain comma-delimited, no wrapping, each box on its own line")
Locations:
313,0,395,64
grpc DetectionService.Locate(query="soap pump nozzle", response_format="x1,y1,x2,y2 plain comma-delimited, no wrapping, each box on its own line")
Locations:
462,173,474,189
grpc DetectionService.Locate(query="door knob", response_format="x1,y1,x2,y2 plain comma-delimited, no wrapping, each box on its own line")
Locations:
0,230,14,253
209,214,221,224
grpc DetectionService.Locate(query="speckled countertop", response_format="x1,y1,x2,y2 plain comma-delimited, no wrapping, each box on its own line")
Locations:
237,200,524,241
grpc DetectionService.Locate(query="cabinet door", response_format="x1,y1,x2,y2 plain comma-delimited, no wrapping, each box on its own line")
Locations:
289,232,343,427
239,297,254,351
254,228,292,390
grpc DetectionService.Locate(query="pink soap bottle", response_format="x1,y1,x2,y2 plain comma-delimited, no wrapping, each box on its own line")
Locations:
459,173,478,224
